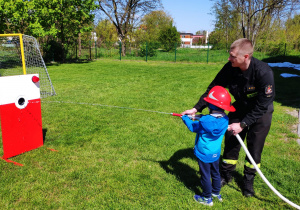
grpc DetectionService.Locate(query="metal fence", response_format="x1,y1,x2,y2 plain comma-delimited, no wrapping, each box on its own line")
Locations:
59,41,300,63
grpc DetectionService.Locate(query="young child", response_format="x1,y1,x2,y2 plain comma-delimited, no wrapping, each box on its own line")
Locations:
181,86,236,206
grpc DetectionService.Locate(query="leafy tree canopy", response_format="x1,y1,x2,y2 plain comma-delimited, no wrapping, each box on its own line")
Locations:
95,19,119,45
95,0,161,56
285,13,300,48
136,10,173,43
158,23,181,52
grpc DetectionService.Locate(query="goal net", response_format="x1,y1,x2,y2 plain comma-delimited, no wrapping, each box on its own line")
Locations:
0,34,56,98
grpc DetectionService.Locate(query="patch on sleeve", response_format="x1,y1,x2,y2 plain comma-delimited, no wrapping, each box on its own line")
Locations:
265,85,273,95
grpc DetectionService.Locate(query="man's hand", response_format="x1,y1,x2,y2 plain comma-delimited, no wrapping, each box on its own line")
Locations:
228,122,243,136
181,108,197,116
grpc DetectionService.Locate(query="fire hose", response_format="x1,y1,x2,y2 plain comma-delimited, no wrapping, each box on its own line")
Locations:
172,113,300,209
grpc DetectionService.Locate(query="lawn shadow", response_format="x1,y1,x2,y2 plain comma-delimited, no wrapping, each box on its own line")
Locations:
271,67,300,109
261,56,300,109
262,55,300,64
215,156,244,194
158,147,202,195
45,59,93,66
224,170,243,193
158,149,273,203
43,128,48,143
222,161,275,203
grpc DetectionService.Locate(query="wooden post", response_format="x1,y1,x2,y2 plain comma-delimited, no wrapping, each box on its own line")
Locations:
146,42,148,62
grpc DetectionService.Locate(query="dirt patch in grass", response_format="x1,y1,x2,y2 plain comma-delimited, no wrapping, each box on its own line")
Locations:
285,108,300,145
286,109,298,118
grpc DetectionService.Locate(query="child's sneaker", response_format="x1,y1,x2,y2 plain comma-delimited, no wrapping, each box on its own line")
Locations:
212,193,223,202
194,195,213,206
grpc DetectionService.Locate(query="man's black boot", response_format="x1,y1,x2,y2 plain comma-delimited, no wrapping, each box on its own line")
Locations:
243,173,255,197
220,171,232,187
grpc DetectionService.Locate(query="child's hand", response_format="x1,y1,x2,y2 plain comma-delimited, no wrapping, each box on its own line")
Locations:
181,108,197,116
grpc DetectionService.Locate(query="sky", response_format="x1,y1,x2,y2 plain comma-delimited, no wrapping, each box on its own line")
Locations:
160,0,215,34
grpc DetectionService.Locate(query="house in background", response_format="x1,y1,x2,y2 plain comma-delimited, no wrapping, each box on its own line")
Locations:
192,34,205,45
180,31,210,48
180,33,193,48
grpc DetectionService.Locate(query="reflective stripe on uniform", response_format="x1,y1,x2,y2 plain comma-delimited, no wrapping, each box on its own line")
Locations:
247,92,258,98
222,159,238,165
245,161,261,169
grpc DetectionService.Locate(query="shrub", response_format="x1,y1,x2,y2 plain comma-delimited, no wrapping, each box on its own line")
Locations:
42,40,66,62
138,42,157,57
158,25,181,52
266,42,287,56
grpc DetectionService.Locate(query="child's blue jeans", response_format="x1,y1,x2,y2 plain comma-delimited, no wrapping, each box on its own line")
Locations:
197,158,221,198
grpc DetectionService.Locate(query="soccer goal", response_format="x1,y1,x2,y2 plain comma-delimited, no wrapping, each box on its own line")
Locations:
0,34,55,98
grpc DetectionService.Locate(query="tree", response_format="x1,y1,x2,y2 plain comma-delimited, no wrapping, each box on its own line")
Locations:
134,10,173,57
212,0,300,47
95,0,161,56
195,30,206,35
211,0,241,48
95,19,119,47
136,10,173,43
158,24,181,52
255,18,287,55
285,14,300,49
0,0,35,34
0,0,96,62
32,0,96,62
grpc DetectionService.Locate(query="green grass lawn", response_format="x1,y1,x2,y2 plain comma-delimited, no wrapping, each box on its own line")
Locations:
0,59,299,209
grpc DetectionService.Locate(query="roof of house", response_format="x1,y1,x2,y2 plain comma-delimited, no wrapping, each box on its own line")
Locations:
180,32,194,36
193,35,204,38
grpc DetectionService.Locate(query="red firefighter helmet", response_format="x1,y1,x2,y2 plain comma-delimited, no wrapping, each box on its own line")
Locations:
204,86,236,112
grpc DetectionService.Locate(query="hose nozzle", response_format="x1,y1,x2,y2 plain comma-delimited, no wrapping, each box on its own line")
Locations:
171,113,201,120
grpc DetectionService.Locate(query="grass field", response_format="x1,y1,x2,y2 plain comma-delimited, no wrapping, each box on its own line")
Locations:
0,59,300,209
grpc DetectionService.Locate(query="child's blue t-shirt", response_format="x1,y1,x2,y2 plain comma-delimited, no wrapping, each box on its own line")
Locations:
182,113,229,163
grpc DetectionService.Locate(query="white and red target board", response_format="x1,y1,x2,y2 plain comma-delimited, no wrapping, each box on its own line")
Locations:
0,74,43,160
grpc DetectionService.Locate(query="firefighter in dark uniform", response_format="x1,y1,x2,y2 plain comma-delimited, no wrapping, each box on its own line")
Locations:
182,38,275,197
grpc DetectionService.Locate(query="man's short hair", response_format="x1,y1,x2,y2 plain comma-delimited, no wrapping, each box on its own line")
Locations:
230,38,253,58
